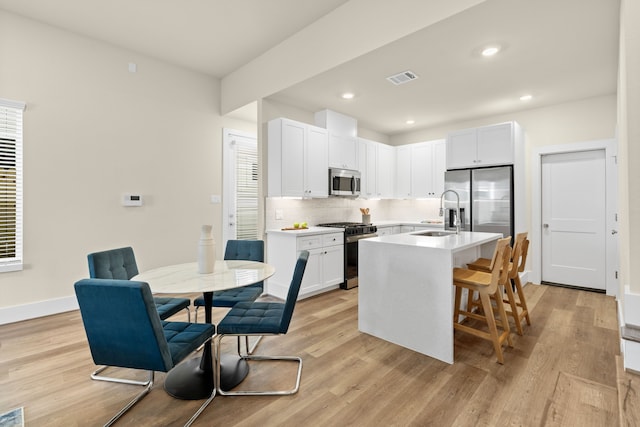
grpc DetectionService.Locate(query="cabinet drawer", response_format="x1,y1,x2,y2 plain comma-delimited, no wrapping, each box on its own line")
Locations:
322,232,344,247
297,235,323,250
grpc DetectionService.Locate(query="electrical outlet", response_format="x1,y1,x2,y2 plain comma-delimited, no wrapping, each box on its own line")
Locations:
275,209,284,220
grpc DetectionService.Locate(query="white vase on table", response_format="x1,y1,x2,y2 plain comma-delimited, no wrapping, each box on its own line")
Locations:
198,225,216,274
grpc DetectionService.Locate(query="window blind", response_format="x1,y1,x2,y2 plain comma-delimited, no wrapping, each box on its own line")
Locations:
0,98,25,272
235,139,258,240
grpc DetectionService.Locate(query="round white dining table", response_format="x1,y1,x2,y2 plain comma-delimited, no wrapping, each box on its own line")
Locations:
133,260,275,400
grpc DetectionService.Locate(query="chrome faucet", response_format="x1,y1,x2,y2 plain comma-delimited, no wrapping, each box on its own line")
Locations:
439,190,461,234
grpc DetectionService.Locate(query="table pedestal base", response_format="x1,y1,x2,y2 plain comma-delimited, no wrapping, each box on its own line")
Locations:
164,354,249,399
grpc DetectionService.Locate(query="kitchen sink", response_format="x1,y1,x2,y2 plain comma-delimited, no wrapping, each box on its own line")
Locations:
412,231,456,237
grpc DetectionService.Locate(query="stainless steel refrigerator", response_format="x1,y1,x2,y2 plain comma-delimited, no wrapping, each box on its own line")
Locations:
443,166,513,239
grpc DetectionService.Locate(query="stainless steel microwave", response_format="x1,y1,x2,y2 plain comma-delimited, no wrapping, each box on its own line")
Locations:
329,168,361,197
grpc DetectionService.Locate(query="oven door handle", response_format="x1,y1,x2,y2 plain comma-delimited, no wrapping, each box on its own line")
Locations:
345,233,378,243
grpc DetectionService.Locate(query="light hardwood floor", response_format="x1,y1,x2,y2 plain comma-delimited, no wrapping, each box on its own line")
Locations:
0,283,637,426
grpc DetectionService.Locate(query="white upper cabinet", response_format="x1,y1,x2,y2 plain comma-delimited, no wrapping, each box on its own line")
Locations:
432,140,446,196
411,142,431,197
306,126,330,197
396,145,412,198
328,132,358,170
377,143,396,198
268,118,328,198
315,109,359,170
446,122,516,170
358,138,395,199
395,140,446,198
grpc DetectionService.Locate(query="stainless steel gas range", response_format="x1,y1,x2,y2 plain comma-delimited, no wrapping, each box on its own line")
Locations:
317,222,378,289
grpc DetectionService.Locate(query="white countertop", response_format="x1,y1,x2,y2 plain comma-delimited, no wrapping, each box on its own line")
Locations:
362,231,502,252
374,220,444,228
266,220,444,236
265,226,344,236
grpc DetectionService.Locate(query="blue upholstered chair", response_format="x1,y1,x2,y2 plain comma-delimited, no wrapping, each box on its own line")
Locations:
87,246,191,385
87,247,191,322
215,250,309,396
194,239,264,353
74,278,215,427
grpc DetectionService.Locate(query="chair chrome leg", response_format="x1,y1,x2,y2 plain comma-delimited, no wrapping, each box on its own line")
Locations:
244,335,263,355
217,334,302,396
91,365,152,386
104,371,155,427
183,388,216,427
185,307,191,322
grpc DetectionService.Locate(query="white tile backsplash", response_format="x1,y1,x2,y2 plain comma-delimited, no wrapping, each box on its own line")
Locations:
265,197,442,230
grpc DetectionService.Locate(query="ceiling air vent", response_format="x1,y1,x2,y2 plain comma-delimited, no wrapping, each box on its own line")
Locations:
386,70,419,85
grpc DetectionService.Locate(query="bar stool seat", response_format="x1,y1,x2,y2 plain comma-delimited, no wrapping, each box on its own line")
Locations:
453,236,513,364
466,232,531,335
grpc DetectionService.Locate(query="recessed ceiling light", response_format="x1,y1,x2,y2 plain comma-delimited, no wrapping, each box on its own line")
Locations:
341,92,355,100
520,94,533,101
481,46,501,57
406,119,415,125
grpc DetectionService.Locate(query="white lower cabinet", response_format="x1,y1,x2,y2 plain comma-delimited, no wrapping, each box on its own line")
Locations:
266,231,344,300
377,226,401,236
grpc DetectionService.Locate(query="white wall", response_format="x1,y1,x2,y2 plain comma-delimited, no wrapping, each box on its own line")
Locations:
0,11,255,318
618,0,640,296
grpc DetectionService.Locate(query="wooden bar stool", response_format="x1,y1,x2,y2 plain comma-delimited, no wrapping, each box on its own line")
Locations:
466,232,531,335
453,237,513,364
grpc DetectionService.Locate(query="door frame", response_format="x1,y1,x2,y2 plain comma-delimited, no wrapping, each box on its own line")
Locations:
531,138,618,296
222,128,258,246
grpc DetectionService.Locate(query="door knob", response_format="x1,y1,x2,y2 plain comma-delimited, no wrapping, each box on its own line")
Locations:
612,230,618,235
543,223,549,228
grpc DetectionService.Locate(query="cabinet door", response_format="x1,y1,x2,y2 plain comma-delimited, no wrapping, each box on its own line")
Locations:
396,145,412,198
377,143,395,198
305,126,329,198
365,141,378,197
477,123,514,166
322,244,344,286
377,226,393,236
299,248,323,295
432,140,446,197
281,120,306,197
329,133,358,170
446,128,477,170
411,143,431,198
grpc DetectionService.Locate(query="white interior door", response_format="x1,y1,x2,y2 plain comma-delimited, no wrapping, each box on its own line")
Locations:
541,150,606,289
223,129,258,245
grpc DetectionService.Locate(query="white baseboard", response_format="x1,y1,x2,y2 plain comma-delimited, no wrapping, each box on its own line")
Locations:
0,296,78,325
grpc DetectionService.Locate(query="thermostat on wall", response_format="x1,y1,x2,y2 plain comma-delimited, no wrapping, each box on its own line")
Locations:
122,194,143,207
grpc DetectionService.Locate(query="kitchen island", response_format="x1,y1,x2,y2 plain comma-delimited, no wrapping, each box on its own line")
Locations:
358,231,502,364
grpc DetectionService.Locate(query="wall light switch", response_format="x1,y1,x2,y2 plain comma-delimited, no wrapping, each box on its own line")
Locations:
275,209,284,220
210,195,221,204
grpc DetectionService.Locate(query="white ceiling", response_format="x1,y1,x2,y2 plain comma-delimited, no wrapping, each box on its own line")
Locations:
0,0,620,136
